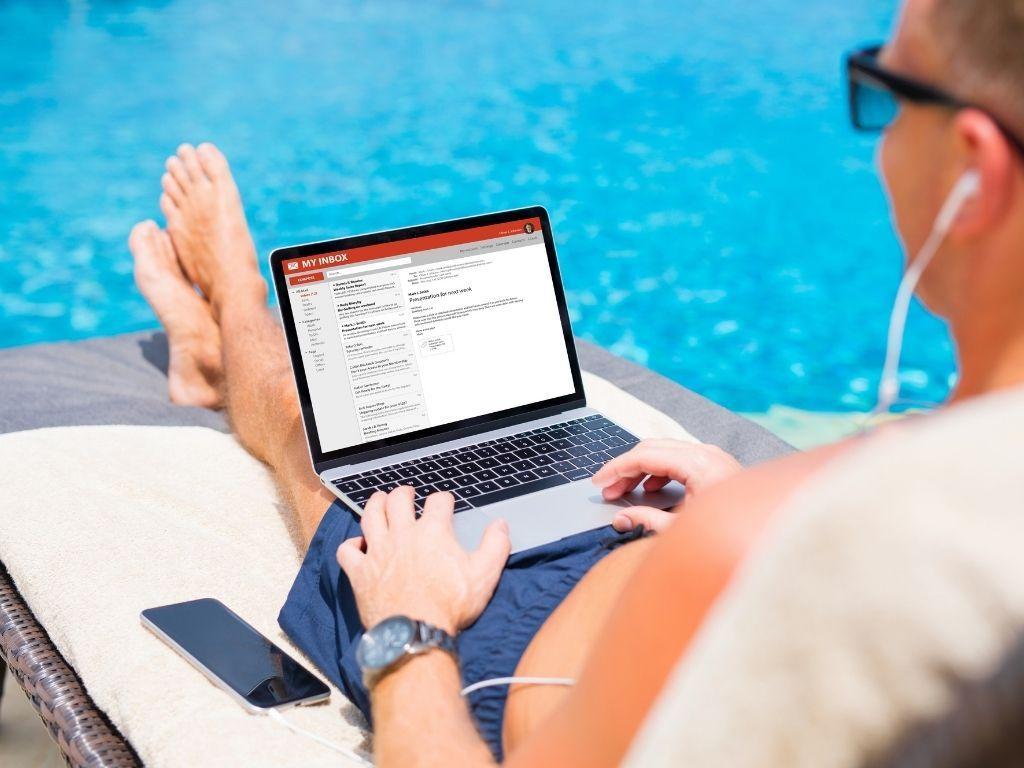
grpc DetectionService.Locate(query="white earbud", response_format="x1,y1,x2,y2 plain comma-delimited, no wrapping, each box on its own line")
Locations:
872,169,981,418
934,169,981,235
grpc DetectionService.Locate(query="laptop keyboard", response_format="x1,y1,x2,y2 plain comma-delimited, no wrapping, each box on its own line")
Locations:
331,414,639,514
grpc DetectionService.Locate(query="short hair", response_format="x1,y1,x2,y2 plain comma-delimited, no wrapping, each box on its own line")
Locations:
930,0,1024,136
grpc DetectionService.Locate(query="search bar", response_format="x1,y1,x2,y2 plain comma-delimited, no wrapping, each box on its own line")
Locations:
326,256,412,279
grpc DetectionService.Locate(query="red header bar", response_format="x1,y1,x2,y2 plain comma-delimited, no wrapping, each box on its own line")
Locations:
282,217,542,276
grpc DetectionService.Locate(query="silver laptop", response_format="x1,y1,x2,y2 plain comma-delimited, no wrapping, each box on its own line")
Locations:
270,206,684,553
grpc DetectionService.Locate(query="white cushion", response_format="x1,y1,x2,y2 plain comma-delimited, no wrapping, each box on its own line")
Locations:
0,372,696,767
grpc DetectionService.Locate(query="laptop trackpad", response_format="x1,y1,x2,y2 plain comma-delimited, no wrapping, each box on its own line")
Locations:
452,509,500,552
620,483,687,511
470,481,686,554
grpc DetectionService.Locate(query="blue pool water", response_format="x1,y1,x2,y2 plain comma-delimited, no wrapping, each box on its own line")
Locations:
0,0,954,413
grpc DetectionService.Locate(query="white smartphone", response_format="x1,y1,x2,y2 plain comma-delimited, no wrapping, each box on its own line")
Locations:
141,598,330,713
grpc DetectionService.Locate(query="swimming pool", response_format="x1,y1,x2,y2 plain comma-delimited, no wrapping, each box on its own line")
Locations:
0,0,954,413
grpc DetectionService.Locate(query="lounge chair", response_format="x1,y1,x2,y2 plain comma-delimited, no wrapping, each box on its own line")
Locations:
0,331,788,767
7,333,1023,767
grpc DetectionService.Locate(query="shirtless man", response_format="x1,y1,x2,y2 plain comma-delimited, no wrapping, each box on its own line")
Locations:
128,0,1024,763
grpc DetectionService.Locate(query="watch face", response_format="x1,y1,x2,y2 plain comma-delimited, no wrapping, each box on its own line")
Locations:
357,616,416,671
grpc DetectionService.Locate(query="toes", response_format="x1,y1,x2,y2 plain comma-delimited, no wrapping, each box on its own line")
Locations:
196,143,230,181
177,143,206,183
154,230,193,286
130,219,180,274
161,172,185,204
153,228,180,265
128,219,158,253
160,192,180,224
166,156,190,189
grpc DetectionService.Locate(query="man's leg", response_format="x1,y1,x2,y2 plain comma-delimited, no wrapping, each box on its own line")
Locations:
215,297,337,547
130,143,334,546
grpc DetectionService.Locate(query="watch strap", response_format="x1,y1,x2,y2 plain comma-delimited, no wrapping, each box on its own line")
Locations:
362,618,458,691
414,620,458,657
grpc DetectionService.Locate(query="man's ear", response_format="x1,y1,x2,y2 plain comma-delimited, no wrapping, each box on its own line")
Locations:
948,108,1016,242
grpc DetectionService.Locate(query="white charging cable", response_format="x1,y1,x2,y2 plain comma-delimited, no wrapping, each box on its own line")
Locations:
266,707,374,767
461,675,577,697
263,677,575,765
261,178,980,761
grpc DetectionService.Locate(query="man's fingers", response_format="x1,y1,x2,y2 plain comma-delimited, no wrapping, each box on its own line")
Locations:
470,518,511,588
360,491,389,542
601,474,645,500
592,443,682,488
420,491,456,527
612,506,676,534
643,475,671,493
384,486,416,531
592,440,741,497
336,536,366,576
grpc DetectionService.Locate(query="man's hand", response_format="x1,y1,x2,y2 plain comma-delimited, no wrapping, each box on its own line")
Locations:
591,439,742,533
336,486,511,634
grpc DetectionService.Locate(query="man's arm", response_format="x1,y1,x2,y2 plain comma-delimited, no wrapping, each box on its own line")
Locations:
372,651,496,767
336,487,508,767
336,442,845,767
508,441,848,766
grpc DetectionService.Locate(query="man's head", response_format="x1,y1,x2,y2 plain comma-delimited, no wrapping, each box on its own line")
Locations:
877,0,1024,321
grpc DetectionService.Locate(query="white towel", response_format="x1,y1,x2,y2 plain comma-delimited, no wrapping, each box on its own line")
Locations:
0,372,696,767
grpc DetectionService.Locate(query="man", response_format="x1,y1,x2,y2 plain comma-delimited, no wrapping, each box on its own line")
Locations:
128,0,1024,763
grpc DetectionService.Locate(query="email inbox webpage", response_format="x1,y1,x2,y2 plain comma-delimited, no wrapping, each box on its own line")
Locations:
284,218,575,453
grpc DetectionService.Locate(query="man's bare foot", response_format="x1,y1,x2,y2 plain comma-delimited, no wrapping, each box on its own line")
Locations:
160,142,266,316
130,220,225,409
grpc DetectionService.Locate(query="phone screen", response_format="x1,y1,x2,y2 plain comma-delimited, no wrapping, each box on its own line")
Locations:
142,598,330,709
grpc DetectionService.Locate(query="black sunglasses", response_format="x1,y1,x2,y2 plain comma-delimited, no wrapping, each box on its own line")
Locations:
845,43,1024,157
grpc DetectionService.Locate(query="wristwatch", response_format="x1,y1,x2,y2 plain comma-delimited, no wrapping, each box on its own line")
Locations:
356,615,458,689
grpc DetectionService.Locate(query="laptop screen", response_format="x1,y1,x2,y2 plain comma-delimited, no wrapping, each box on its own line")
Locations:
275,210,580,459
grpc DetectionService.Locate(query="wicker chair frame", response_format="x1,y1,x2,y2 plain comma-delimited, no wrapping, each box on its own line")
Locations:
0,561,140,767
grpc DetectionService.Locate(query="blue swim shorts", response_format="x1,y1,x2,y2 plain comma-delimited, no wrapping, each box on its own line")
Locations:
278,500,639,760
